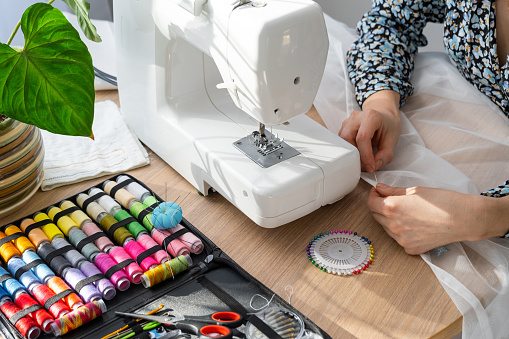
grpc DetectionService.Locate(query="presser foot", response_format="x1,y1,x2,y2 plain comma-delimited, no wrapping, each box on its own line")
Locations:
233,130,300,168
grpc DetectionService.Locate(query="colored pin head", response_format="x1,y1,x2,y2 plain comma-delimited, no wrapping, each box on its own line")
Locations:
151,202,183,229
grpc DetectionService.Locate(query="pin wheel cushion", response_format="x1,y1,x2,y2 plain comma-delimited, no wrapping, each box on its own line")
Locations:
151,202,183,229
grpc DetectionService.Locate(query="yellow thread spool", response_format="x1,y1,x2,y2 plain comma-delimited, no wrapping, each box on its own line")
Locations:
20,219,50,248
33,213,64,241
47,206,78,237
4,225,35,254
103,181,137,209
60,200,91,228
0,231,21,262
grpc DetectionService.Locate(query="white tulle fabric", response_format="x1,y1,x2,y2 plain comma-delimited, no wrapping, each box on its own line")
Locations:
314,15,509,338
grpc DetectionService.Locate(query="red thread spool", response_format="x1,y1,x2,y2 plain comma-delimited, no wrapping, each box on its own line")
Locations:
0,301,40,339
15,292,54,333
31,284,70,318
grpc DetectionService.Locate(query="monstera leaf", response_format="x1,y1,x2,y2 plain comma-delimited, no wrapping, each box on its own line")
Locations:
62,0,102,42
0,3,94,137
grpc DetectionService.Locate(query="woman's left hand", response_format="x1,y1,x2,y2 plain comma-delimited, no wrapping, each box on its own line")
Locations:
367,183,506,255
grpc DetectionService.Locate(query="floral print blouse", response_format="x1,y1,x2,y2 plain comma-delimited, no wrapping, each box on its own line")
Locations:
346,0,509,116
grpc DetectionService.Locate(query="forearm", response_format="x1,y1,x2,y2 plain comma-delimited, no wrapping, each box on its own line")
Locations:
475,195,509,240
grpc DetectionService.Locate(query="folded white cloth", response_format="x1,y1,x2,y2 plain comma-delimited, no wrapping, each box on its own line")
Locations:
41,100,150,191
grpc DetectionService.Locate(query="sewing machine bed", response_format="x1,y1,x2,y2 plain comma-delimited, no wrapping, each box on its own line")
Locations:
0,174,329,339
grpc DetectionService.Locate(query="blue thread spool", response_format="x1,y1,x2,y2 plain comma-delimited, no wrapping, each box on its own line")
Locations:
7,257,41,291
21,251,55,284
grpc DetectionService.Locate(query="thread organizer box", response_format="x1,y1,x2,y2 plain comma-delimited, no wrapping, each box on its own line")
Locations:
0,174,330,339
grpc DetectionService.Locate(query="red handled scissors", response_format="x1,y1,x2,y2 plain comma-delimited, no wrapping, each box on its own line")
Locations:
115,310,244,338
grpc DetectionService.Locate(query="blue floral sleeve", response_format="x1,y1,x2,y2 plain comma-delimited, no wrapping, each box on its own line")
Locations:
346,0,447,108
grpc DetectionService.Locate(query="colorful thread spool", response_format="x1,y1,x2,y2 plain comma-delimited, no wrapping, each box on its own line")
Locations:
141,254,192,288
0,267,26,298
4,225,35,254
32,213,64,241
47,206,78,237
151,229,190,257
31,283,70,318
14,291,55,333
109,246,143,284
53,300,106,336
94,253,130,291
116,175,152,202
62,268,101,303
81,221,114,253
46,277,83,310
162,225,203,254
37,243,71,276
7,257,41,291
21,251,54,284
0,231,22,262
103,180,138,209
59,200,91,228
68,227,101,261
137,234,170,264
77,261,116,300
51,237,86,268
20,219,49,249
0,299,41,339
124,240,158,271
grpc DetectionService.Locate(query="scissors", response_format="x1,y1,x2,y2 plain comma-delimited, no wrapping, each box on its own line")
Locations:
115,311,244,338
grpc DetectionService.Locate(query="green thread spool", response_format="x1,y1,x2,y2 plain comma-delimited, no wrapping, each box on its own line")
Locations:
99,214,133,246
129,202,154,232
113,210,146,239
142,195,159,207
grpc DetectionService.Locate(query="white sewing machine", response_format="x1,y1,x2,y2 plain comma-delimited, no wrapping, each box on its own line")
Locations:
113,0,360,228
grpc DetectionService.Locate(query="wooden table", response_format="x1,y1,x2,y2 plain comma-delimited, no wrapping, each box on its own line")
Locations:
0,90,462,338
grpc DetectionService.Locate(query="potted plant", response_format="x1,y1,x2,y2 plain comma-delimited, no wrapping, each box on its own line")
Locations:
0,0,99,215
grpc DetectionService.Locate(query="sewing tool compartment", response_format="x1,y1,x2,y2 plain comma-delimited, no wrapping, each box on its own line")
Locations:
0,174,330,339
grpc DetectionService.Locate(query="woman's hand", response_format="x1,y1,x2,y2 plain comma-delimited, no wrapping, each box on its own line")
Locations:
339,90,401,173
367,183,509,255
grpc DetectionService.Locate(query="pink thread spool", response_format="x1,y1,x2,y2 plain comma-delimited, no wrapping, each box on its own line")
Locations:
81,221,114,253
124,240,158,271
151,229,189,257
167,224,204,254
109,246,143,284
137,234,170,264
94,253,130,291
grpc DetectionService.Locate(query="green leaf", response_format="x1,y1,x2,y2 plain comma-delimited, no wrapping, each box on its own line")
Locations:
0,3,94,137
61,0,102,42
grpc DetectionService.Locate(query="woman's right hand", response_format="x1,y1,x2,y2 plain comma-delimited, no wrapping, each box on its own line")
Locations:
338,90,402,173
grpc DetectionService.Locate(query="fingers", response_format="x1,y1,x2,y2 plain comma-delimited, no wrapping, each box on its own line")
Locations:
374,183,408,197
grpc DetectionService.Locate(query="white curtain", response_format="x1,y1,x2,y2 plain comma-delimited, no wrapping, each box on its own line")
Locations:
314,14,509,339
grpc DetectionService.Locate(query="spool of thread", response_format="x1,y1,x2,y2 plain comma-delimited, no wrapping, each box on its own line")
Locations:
109,246,143,284
21,251,54,284
76,193,107,222
0,300,41,339
88,187,122,216
78,261,116,300
141,254,192,288
4,225,35,254
0,231,22,262
114,209,148,239
31,283,70,318
53,300,106,336
14,292,55,333
20,219,50,249
51,237,86,267
7,257,40,291
47,206,78,237
81,221,114,253
0,267,26,298
163,225,203,254
129,202,155,232
68,228,100,261
37,243,71,276
32,213,64,241
124,240,158,271
99,214,134,247
151,229,190,257
137,234,170,264
46,277,83,310
94,253,130,291
59,200,92,228
103,180,138,209
0,285,10,303
116,175,151,201
62,268,101,303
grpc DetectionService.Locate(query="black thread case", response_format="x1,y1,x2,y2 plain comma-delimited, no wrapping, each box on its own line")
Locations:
0,174,331,339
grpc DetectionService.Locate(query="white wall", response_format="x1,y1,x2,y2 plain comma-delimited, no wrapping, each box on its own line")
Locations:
315,0,445,53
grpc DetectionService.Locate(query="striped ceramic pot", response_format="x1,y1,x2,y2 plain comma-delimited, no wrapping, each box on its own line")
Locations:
0,117,44,217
